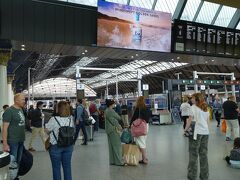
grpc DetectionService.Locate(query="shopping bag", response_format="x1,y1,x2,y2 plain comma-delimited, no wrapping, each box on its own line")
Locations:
221,120,226,133
122,144,140,166
121,129,133,144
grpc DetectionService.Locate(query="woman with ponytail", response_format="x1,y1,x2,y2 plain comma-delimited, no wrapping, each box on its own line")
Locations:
184,93,210,180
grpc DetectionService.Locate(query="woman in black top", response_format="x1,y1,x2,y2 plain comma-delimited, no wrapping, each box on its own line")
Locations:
131,96,151,164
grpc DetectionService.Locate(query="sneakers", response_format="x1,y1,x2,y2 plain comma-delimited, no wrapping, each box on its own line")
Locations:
28,147,36,151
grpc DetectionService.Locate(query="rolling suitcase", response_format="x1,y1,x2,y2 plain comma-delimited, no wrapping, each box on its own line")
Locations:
86,125,94,141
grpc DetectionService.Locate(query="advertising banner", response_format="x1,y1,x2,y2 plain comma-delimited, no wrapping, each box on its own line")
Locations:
97,0,171,52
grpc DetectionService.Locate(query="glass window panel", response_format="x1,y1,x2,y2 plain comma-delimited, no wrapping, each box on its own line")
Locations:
237,21,240,30
196,1,220,24
181,0,201,21
155,0,178,15
106,0,128,5
130,0,155,9
67,0,98,6
214,6,237,27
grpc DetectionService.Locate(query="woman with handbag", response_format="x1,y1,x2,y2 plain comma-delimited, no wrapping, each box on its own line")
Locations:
105,99,125,166
184,93,210,180
130,96,151,164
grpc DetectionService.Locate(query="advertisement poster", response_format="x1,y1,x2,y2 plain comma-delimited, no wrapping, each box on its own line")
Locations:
154,94,168,109
97,0,171,52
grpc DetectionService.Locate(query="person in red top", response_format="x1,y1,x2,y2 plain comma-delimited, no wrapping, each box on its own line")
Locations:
89,100,99,131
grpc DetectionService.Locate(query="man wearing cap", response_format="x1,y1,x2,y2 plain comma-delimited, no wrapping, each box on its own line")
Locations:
28,101,45,151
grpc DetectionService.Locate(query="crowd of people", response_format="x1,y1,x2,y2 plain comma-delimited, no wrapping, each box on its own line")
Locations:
1,93,240,180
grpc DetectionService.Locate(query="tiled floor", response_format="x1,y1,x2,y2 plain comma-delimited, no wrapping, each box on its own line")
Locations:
2,121,240,180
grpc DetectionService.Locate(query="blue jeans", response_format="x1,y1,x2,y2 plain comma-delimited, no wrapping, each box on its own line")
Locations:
49,145,73,180
9,141,24,164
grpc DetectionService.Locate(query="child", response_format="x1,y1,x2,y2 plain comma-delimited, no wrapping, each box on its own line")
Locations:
225,137,240,168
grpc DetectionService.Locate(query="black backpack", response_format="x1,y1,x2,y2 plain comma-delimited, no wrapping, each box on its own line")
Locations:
53,117,75,147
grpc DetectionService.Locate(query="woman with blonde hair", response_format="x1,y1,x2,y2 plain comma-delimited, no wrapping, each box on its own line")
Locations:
45,101,74,180
184,93,210,180
130,96,151,164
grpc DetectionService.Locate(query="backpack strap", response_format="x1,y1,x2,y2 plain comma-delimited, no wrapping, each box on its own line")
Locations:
52,116,61,142
68,117,72,126
54,116,61,127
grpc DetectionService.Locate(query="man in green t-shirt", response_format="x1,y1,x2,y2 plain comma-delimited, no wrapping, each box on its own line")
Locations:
2,93,26,177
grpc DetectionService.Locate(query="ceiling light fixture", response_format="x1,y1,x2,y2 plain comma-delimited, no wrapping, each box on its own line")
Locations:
85,50,88,53
211,59,215,62
177,57,180,60
171,59,174,61
205,61,208,63
136,54,138,56
82,52,85,55
21,48,25,51
131,56,134,58
21,44,25,47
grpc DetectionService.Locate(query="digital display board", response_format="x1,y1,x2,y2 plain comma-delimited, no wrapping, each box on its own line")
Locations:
172,20,240,58
97,0,172,52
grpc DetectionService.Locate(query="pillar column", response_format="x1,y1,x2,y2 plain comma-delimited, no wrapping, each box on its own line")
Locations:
7,75,14,106
0,49,12,111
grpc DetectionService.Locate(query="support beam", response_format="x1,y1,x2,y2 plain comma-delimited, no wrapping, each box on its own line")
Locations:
228,9,240,29
193,0,204,22
172,0,187,20
152,0,157,10
77,66,137,72
211,5,223,25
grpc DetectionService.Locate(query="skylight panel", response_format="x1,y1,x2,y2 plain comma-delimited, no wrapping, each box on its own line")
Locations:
106,0,128,5
130,0,155,10
155,0,178,15
62,57,97,77
68,0,98,7
181,0,201,21
195,1,220,24
214,6,237,27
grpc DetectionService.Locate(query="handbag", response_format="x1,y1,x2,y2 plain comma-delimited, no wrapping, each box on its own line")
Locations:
45,136,51,151
131,108,147,137
221,119,227,133
184,122,196,138
122,144,140,166
121,129,133,144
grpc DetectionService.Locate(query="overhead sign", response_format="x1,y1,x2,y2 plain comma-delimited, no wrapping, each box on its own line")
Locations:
171,79,240,85
172,20,240,58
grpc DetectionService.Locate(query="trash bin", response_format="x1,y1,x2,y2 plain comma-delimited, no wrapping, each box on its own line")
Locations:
0,151,10,180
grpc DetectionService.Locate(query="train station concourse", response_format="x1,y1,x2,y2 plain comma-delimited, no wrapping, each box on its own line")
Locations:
0,0,240,180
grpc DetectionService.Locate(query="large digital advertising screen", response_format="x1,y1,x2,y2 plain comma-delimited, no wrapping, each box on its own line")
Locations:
97,0,171,52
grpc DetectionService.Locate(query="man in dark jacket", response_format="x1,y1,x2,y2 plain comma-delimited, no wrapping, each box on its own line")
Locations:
28,101,45,151
222,95,240,141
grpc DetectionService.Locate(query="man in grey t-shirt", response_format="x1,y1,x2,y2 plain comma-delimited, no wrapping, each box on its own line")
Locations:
2,93,26,178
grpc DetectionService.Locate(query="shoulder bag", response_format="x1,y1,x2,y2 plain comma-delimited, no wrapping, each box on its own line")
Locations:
131,108,147,137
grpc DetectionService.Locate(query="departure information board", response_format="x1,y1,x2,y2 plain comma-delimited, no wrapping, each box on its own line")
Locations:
172,20,240,58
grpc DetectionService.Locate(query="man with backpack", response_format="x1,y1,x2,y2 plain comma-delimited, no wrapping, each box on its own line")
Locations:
74,99,88,145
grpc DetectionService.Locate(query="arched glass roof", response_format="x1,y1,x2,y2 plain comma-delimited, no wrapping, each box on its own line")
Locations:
23,78,97,98
57,0,240,28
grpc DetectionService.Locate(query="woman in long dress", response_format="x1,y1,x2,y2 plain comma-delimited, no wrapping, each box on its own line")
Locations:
105,99,125,166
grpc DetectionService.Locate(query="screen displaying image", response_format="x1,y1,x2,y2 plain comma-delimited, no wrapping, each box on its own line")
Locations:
97,0,171,52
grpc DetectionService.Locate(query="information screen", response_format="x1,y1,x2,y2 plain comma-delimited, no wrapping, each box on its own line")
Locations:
172,20,240,58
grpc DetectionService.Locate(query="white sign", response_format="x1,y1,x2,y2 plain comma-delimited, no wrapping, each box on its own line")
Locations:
142,84,149,90
200,85,206,90
77,84,85,90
